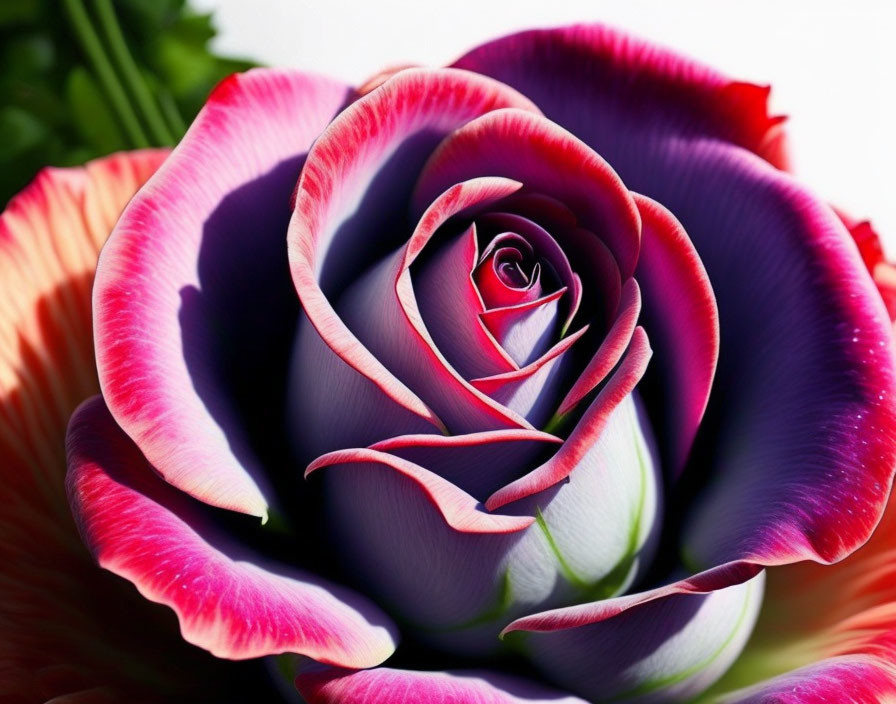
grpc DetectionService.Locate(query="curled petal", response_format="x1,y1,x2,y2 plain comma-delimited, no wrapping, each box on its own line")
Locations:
306,446,531,648
369,429,562,500
481,288,567,368
306,447,534,534
486,327,652,510
413,223,516,378
94,70,352,517
503,570,765,703
287,68,538,439
471,324,588,427
414,108,641,278
296,667,587,704
455,23,896,570
66,397,397,666
555,278,641,417
633,194,718,475
312,394,660,652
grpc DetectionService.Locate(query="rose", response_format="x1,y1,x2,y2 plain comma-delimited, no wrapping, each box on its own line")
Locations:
3,22,895,703
63,23,896,702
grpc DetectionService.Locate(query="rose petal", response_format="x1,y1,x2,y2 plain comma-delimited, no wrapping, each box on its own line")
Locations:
554,278,641,418
478,212,580,328
310,393,660,652
457,24,896,569
66,396,397,666
470,324,588,427
633,194,718,476
94,70,351,517
0,151,231,701
453,23,789,170
413,223,517,378
369,429,562,500
287,68,539,444
486,327,652,510
719,657,896,704
305,446,532,649
295,667,587,704
330,177,535,436
480,289,566,368
503,570,765,703
413,108,641,279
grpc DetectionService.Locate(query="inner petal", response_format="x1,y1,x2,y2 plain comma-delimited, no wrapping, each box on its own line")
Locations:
474,233,543,307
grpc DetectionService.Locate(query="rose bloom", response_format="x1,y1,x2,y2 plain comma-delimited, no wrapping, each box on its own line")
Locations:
3,23,896,704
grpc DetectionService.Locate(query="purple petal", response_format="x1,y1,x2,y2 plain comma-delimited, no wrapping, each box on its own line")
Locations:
456,24,896,568
93,70,351,517
413,108,640,279
634,194,718,476
287,68,539,444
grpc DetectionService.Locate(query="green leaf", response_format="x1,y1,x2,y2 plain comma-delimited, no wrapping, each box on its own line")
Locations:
0,106,47,161
65,66,127,152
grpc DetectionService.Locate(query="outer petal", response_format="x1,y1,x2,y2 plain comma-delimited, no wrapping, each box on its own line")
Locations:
452,24,789,170
0,152,239,701
503,571,765,703
66,396,397,667
705,480,896,701
94,69,352,517
717,657,896,704
287,68,539,448
457,24,896,568
633,194,718,476
295,667,587,704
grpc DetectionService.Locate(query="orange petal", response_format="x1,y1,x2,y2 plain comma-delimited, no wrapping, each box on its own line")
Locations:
0,150,234,701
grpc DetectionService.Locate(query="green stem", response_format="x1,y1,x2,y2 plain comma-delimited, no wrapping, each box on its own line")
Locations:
62,0,150,147
92,0,176,144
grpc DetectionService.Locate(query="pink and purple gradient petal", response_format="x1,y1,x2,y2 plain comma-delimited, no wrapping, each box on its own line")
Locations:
633,194,718,476
66,396,397,667
456,22,896,570
413,108,641,280
486,327,652,510
287,68,539,444
93,70,352,518
296,667,587,704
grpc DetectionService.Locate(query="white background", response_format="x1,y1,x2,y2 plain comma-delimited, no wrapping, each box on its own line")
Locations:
194,0,896,251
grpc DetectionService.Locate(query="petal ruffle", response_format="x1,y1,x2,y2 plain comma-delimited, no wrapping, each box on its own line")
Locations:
66,396,397,667
94,70,352,517
296,666,586,704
